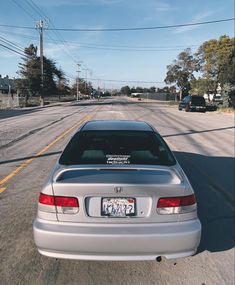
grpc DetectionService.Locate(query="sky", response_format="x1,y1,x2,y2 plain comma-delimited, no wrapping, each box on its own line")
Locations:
0,0,234,89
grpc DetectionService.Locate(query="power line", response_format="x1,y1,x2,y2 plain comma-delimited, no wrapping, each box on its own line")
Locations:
0,30,36,41
0,36,25,53
0,24,35,30
1,29,233,52
86,78,164,84
63,73,163,84
22,0,80,63
0,18,233,32
0,30,202,51
0,43,28,57
46,18,235,32
0,30,200,51
9,0,96,85
10,0,38,21
24,0,48,20
45,41,200,49
59,44,199,52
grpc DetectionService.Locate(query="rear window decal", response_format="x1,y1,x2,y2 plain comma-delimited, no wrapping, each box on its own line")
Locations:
106,155,130,164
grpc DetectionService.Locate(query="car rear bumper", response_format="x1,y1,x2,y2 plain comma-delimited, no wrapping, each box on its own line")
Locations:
190,106,206,111
33,218,201,261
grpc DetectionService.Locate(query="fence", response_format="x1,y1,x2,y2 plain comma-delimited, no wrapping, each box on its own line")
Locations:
0,92,19,109
139,93,176,101
0,93,77,109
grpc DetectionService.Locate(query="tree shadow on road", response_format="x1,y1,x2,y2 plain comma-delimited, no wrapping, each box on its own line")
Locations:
0,108,43,120
174,151,235,254
0,151,62,165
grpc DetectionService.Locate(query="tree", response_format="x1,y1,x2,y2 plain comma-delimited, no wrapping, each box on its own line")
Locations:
135,86,143,93
165,48,199,100
70,78,92,97
130,87,136,93
58,77,70,98
197,35,235,87
16,44,41,105
221,83,235,108
120,85,131,95
17,44,66,105
169,86,176,94
157,86,170,93
190,77,216,96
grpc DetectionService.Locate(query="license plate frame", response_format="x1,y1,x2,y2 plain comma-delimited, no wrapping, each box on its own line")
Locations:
101,197,136,217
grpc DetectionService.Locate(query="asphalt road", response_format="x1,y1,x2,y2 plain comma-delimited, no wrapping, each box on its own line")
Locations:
0,97,234,285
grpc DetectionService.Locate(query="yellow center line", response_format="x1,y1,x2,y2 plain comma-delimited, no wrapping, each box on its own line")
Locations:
0,114,93,193
0,187,7,193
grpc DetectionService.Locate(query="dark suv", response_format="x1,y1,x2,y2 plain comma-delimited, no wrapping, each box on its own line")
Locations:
178,96,206,113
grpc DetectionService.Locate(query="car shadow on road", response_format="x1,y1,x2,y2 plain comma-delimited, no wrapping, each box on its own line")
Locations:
174,151,235,254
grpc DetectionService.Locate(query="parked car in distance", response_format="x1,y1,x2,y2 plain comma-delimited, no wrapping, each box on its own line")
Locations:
178,95,206,112
212,94,223,105
33,120,201,261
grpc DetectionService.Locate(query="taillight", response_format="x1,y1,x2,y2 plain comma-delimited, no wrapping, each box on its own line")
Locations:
39,193,79,214
157,194,196,214
55,196,79,207
39,193,55,205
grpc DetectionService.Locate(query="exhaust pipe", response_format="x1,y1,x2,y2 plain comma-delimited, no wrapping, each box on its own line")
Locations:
156,256,162,262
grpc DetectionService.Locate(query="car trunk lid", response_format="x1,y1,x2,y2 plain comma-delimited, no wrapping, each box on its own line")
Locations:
52,166,187,223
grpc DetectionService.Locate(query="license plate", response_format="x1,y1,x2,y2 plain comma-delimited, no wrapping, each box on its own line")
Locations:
101,198,136,217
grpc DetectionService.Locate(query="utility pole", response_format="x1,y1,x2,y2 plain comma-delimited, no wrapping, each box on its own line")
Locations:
82,68,89,95
36,20,44,106
76,62,82,101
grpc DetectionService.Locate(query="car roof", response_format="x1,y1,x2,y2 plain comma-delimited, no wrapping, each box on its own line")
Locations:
81,120,154,131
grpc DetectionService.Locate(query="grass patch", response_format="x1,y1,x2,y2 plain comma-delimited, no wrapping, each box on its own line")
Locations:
217,107,235,114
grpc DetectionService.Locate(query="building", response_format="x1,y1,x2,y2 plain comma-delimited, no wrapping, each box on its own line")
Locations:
0,75,16,94
0,75,19,108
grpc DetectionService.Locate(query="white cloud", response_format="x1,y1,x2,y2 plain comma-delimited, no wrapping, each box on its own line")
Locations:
155,2,176,12
174,10,218,34
44,43,78,58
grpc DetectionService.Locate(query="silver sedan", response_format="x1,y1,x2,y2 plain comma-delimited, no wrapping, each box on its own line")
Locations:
33,120,201,261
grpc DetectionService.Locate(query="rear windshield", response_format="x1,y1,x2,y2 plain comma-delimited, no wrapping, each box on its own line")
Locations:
59,131,176,166
191,97,205,104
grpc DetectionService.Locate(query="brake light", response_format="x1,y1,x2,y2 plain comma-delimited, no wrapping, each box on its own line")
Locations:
157,194,196,214
55,196,79,207
39,193,79,214
157,197,181,208
39,193,55,205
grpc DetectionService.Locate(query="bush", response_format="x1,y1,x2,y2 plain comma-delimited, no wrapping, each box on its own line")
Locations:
222,83,235,108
